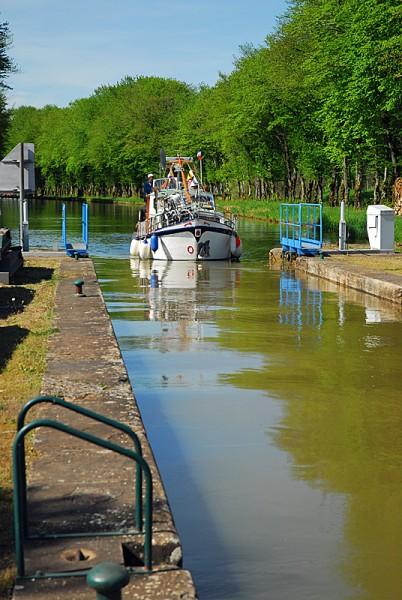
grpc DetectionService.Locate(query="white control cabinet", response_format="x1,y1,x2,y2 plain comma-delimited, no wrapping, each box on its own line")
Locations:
367,205,394,251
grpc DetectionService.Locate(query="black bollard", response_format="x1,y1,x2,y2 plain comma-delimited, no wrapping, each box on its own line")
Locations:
74,278,85,296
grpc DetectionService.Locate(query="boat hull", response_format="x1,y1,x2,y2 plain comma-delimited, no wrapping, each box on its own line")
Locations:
137,219,234,261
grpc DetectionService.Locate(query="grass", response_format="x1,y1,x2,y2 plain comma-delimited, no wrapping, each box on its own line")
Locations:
216,198,283,222
216,198,402,245
84,196,143,204
40,195,143,205
0,258,60,598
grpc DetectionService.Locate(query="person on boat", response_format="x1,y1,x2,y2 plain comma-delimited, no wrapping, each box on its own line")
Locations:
187,170,199,192
161,168,177,190
140,173,155,222
168,173,177,189
143,173,155,197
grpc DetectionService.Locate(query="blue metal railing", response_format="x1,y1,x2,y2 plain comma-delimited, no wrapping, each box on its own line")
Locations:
62,202,89,258
61,203,67,248
280,203,322,256
82,202,89,248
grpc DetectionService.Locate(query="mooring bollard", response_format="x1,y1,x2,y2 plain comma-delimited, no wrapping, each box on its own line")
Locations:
74,278,85,296
87,562,130,600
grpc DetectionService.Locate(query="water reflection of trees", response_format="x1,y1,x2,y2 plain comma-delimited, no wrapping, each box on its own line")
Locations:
215,268,402,599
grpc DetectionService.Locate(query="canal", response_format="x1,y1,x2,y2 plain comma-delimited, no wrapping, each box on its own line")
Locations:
3,198,402,599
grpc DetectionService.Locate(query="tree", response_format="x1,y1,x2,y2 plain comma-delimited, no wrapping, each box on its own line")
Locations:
0,16,16,153
289,0,402,201
5,1,401,202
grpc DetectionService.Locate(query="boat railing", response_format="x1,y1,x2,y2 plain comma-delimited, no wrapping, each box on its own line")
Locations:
137,218,155,237
136,199,237,239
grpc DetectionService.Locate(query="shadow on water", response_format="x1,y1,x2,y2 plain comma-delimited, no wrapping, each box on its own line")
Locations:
124,353,241,600
0,326,29,371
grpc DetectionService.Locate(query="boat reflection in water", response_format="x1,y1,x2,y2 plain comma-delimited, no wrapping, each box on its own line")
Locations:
129,258,241,345
129,258,242,389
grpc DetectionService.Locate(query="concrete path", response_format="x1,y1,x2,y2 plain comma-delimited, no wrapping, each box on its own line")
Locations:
296,254,402,306
13,255,197,599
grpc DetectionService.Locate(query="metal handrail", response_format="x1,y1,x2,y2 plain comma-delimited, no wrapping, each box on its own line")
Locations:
17,396,144,533
62,202,89,257
82,202,89,249
13,419,153,579
280,202,322,255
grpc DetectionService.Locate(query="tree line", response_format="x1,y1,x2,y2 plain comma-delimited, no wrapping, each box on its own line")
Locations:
0,17,15,154
3,0,402,205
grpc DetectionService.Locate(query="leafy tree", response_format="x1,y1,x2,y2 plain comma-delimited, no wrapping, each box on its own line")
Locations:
288,0,402,200
7,77,195,196
5,1,401,202
0,16,16,153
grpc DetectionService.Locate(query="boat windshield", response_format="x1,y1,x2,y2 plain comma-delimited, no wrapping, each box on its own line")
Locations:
194,194,215,211
154,177,177,191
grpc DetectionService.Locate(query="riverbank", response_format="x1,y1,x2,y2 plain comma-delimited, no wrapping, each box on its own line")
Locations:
0,258,60,597
296,253,402,307
2,254,196,599
35,195,143,206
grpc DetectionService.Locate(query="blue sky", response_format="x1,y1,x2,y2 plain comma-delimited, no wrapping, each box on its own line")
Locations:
2,0,289,109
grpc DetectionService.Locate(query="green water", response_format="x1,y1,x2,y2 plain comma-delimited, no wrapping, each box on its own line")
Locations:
3,199,402,599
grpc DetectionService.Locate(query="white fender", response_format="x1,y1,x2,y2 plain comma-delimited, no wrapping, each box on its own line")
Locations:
130,238,139,256
139,239,151,260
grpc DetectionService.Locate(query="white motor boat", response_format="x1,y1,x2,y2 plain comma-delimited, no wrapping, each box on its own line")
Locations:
130,156,242,261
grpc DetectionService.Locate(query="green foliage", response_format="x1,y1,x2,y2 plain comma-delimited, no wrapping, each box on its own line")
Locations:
0,18,15,90
4,1,401,200
7,77,195,195
216,198,283,221
0,16,16,154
